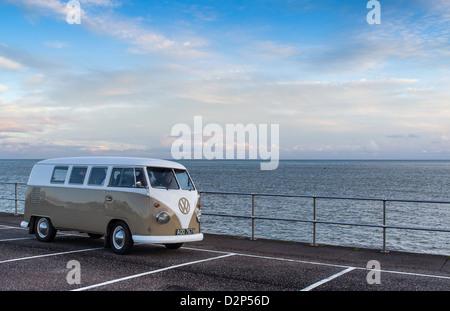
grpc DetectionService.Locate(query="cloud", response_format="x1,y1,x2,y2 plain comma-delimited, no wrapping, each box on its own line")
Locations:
44,40,68,49
0,116,43,133
0,136,171,159
291,1,450,75
1,43,447,159
386,134,420,139
83,13,177,54
250,41,298,59
8,0,209,58
0,44,63,72
1,0,449,160
78,0,121,7
184,4,218,22
0,55,25,70
23,74,45,87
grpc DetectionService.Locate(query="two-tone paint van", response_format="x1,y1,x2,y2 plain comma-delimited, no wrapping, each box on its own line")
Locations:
20,157,203,254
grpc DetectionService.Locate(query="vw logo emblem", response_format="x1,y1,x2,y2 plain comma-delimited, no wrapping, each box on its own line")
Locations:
178,197,190,214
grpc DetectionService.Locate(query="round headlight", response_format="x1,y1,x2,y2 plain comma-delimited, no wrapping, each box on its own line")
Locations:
196,209,202,223
156,211,171,224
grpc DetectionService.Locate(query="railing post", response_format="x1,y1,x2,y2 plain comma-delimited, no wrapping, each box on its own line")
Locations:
198,192,202,232
312,196,317,247
381,199,389,253
251,194,256,240
15,183,18,216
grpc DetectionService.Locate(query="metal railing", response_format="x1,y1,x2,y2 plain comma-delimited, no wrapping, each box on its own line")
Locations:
199,191,450,253
1,183,449,253
0,182,26,216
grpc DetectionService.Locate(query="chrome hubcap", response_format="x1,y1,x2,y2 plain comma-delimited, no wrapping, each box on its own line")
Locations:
37,218,49,238
112,226,125,249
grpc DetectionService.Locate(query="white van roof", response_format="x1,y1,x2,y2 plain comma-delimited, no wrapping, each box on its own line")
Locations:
36,157,186,169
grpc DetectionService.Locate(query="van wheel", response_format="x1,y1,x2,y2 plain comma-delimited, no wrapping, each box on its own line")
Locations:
35,217,57,242
164,243,183,249
110,221,133,254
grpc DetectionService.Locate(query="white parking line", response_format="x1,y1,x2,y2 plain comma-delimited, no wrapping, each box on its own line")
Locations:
300,267,356,291
0,237,34,242
0,247,103,264
0,225,26,230
182,246,450,282
73,253,236,291
183,245,354,270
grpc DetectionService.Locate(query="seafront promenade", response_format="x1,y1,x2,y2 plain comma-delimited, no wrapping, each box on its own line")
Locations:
0,213,448,292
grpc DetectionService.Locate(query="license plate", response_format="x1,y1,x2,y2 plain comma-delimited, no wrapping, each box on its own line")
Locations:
176,228,195,235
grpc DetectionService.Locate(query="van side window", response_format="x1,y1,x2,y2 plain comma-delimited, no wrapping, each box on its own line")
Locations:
69,166,88,184
135,168,147,187
147,167,179,190
88,167,108,186
51,166,68,184
110,168,135,187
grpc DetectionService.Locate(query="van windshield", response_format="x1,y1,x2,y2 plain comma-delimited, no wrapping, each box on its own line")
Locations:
147,167,179,190
174,169,195,191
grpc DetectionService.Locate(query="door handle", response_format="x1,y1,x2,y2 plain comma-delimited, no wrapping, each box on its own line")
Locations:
105,196,113,203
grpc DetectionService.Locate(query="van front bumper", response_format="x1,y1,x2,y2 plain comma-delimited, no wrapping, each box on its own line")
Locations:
132,233,203,244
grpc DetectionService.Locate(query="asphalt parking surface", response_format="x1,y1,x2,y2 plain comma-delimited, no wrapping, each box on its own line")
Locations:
1,214,449,294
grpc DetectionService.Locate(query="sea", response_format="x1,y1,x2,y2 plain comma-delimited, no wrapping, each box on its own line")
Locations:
1,159,449,256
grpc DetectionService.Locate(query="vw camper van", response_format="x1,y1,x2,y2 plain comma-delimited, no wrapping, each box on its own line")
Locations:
20,157,203,254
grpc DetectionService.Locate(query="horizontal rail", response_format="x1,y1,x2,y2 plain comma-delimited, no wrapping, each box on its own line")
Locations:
201,190,450,204
202,212,450,233
199,190,450,253
0,197,25,202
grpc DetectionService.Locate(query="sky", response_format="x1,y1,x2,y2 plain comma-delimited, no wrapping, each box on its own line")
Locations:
0,0,449,160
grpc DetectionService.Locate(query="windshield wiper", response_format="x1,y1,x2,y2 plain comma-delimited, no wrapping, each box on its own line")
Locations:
166,175,174,190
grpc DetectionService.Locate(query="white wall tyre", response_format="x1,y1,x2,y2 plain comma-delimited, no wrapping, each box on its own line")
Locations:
35,217,57,242
110,221,133,254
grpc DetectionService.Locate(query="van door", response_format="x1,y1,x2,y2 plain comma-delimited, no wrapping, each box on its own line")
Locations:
105,167,152,235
